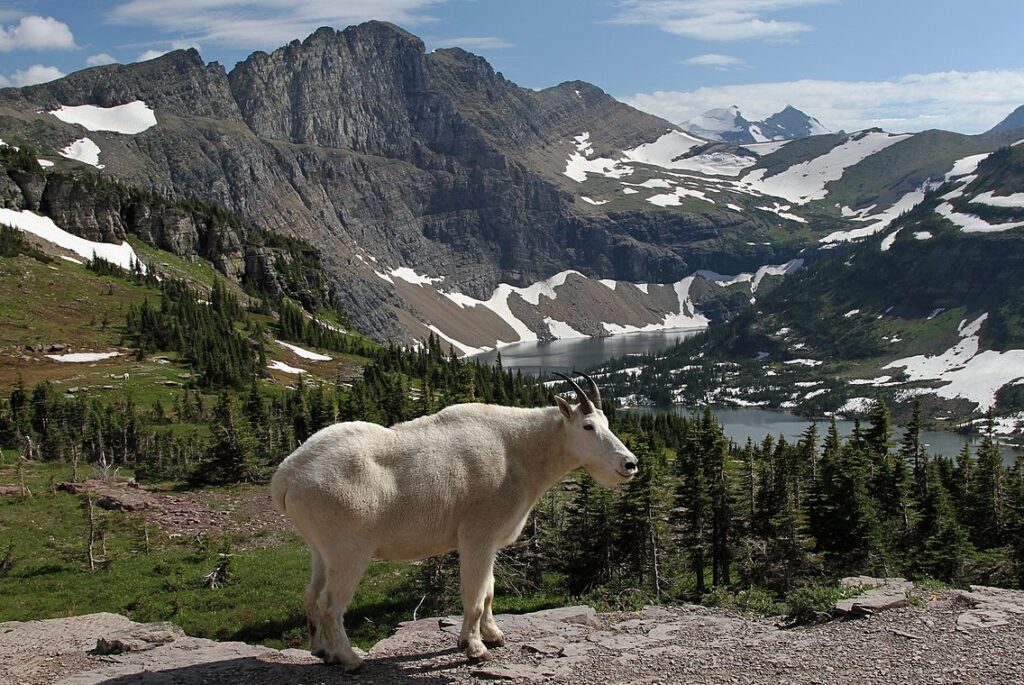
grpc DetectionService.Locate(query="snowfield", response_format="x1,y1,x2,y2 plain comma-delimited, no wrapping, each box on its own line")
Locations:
825,187,928,245
390,267,444,286
59,138,103,168
971,191,1024,208
936,203,1024,233
742,132,910,205
884,314,1024,411
276,340,331,362
0,208,143,270
268,360,307,375
46,352,120,363
49,101,157,134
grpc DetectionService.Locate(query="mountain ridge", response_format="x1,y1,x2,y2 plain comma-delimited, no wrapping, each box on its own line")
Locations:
683,104,830,144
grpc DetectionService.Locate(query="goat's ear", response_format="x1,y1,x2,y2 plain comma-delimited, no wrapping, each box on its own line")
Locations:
554,395,573,420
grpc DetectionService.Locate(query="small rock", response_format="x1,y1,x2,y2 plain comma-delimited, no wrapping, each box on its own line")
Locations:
93,623,183,654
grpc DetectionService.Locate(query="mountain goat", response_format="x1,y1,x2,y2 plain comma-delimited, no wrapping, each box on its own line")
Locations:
270,373,637,670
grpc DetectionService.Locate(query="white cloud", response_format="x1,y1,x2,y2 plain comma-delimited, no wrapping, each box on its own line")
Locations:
621,70,1024,135
136,49,168,62
0,15,76,52
432,36,514,50
10,64,65,86
684,53,747,69
609,0,829,41
86,53,118,67
109,0,444,49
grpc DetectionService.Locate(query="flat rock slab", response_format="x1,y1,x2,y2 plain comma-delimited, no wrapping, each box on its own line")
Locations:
835,576,914,616
4,592,1024,684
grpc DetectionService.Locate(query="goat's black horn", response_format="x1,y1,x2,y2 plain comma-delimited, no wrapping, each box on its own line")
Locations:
552,371,595,415
576,371,602,409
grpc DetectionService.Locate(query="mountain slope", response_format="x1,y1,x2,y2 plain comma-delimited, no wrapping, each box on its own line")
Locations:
603,144,1024,420
989,104,1024,134
0,22,1018,351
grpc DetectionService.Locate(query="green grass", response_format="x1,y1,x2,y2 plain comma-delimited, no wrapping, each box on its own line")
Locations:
0,460,575,650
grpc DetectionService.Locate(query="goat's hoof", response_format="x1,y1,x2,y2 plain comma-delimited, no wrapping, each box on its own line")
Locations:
343,659,365,674
467,649,493,664
312,648,326,659
483,635,505,648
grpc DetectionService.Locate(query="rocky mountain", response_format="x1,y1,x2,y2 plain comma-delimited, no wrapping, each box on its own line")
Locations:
0,22,1021,358
683,105,830,144
989,104,1024,134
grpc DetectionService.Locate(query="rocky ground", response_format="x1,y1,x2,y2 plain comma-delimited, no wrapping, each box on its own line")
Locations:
56,478,291,548
2,581,1022,684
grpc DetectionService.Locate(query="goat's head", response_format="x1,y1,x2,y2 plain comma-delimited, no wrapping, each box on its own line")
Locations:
553,372,638,487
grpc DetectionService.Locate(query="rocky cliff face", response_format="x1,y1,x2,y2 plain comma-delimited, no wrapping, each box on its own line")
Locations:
0,21,799,341
0,162,334,309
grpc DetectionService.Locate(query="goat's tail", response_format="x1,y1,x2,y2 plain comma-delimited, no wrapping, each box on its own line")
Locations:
270,467,290,516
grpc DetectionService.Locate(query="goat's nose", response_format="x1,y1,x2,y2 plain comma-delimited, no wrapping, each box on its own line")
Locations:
623,459,638,473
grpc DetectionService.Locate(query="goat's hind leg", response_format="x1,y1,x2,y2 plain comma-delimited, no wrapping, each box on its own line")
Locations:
480,573,504,648
317,541,372,672
457,544,497,663
304,547,327,657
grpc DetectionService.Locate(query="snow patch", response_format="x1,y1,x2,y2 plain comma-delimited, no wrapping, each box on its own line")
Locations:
276,340,332,362
884,313,1024,411
59,138,103,168
268,360,307,375
742,131,909,205
49,101,157,135
823,187,927,244
544,317,587,339
913,231,933,241
838,397,874,414
581,196,609,206
390,267,444,286
0,208,143,270
936,202,1024,233
971,191,1024,209
755,203,806,223
46,352,120,363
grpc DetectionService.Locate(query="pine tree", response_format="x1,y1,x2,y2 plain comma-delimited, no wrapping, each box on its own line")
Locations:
968,423,1006,549
192,393,255,484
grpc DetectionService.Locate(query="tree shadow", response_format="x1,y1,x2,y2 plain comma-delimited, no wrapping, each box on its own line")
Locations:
93,650,468,684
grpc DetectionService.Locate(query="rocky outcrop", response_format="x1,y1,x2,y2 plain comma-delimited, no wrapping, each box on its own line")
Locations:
4,588,1024,684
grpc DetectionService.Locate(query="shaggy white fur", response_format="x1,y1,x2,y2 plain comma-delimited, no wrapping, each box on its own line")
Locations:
271,399,637,669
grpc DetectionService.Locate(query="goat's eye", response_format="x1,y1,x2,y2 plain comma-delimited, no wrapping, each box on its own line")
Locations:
583,424,595,431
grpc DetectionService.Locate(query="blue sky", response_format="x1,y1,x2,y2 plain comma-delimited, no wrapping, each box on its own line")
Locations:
2,1,1023,133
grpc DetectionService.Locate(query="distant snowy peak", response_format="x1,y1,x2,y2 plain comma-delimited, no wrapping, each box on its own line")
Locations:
683,105,830,145
684,106,757,144
760,106,830,140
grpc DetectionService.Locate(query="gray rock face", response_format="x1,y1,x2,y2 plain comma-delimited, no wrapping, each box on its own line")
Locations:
0,21,792,340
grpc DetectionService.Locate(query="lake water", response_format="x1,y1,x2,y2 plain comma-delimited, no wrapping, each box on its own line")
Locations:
471,328,702,374
633,406,1022,465
471,329,1022,464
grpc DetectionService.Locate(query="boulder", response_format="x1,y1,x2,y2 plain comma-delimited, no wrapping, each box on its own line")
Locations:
835,577,914,616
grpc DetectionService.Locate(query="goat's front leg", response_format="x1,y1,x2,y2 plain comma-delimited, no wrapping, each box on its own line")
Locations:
457,544,497,663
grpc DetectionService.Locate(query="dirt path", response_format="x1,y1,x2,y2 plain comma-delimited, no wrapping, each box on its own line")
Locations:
3,585,1022,684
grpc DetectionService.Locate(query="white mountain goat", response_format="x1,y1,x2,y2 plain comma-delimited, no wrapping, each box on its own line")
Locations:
270,372,638,670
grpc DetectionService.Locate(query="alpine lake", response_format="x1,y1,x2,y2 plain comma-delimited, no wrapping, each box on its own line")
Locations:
471,328,1022,464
